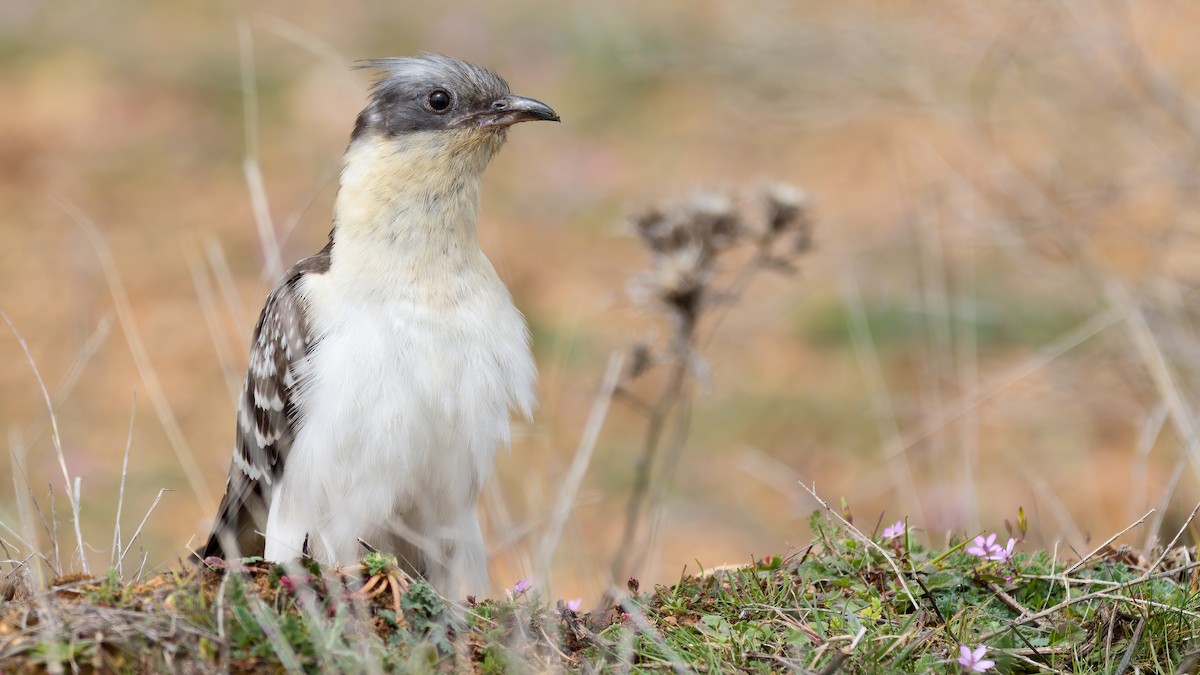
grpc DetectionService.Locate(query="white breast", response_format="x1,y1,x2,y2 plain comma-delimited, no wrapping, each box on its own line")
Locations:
262,256,536,574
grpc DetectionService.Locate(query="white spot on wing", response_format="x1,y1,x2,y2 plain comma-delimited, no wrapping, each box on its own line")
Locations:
234,447,270,484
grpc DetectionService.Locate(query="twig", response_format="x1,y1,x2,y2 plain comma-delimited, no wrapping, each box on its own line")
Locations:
1004,650,1073,675
977,559,1200,642
135,549,149,582
799,482,920,612
536,353,623,581
1063,507,1155,576
611,353,690,583
1104,605,1118,666
1092,592,1200,621
1146,501,1200,575
119,489,171,566
986,582,1037,623
633,393,694,577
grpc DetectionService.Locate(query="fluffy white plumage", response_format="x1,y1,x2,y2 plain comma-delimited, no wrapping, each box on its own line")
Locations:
266,133,537,594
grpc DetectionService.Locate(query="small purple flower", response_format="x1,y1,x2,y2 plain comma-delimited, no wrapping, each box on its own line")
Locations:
566,598,582,612
957,645,995,672
510,578,532,596
989,538,1016,562
966,533,999,559
881,520,906,540
967,533,1018,562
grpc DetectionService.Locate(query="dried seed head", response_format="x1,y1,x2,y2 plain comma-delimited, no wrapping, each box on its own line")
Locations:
654,244,709,327
763,183,813,252
629,189,742,259
683,189,741,252
628,184,815,334
628,192,738,330
632,207,670,253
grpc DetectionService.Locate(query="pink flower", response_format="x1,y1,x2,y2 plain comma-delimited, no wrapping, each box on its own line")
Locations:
510,578,532,596
989,538,1016,562
566,598,582,612
966,533,998,558
967,533,1018,562
881,520,906,540
957,645,995,672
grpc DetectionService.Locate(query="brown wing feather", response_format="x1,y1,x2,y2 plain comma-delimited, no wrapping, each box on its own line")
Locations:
201,241,331,560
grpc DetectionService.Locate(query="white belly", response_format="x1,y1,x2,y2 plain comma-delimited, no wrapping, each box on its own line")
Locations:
262,268,535,591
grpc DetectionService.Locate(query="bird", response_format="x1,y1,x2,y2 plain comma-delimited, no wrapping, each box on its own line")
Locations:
200,54,558,597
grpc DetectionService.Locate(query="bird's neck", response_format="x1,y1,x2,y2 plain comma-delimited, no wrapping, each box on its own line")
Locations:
329,134,495,302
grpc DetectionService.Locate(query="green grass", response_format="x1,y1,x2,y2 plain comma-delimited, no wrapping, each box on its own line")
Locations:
2,511,1197,673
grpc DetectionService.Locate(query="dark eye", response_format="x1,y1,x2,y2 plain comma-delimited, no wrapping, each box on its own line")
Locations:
427,89,452,113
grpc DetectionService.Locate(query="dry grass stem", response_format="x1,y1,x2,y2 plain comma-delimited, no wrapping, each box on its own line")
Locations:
536,352,623,584
58,198,215,511
236,18,284,283
111,393,136,574
0,309,87,576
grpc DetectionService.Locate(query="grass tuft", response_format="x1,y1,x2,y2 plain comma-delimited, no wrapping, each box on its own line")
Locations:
2,510,1197,672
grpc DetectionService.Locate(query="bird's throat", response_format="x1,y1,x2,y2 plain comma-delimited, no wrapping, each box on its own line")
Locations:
330,133,495,298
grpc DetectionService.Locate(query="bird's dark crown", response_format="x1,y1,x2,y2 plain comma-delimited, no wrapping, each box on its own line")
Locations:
351,54,512,141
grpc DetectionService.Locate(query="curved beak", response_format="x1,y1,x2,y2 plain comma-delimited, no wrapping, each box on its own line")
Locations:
478,94,560,128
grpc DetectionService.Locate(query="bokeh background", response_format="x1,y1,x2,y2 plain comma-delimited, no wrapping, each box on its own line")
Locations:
4,0,1200,601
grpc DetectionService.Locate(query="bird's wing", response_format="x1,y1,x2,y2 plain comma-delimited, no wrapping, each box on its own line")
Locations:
201,241,331,560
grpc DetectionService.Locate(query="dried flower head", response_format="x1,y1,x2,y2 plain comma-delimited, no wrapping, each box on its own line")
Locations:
632,207,673,252
684,189,741,253
628,189,746,330
762,182,813,253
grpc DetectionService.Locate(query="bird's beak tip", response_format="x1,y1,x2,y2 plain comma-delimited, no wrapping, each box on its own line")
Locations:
488,94,560,127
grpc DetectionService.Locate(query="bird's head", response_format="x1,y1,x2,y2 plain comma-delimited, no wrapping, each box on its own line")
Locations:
347,54,559,180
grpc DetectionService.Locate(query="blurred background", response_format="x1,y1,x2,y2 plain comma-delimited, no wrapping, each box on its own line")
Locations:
3,0,1200,602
